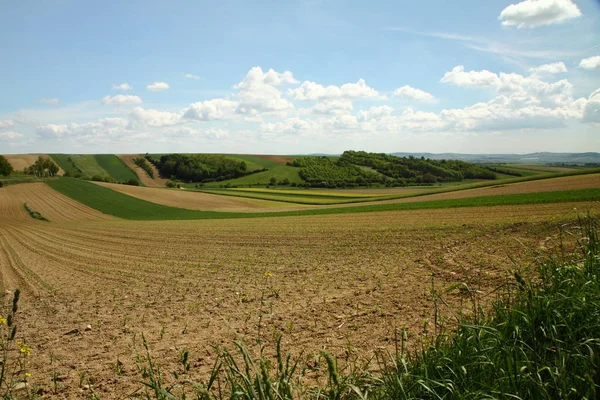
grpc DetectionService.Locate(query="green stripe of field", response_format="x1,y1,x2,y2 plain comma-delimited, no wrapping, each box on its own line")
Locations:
94,155,142,184
46,177,600,221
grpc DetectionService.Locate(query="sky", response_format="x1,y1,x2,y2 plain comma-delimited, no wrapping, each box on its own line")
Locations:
1,0,599,155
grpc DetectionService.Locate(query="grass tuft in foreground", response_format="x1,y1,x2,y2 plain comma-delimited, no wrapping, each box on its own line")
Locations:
137,215,600,399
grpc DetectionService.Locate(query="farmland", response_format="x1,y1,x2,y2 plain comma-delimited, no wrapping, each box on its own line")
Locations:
0,155,599,398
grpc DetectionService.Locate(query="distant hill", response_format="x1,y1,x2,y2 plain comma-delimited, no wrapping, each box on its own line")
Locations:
389,152,600,164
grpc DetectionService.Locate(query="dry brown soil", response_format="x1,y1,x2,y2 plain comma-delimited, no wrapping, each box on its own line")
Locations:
118,155,169,188
0,182,597,397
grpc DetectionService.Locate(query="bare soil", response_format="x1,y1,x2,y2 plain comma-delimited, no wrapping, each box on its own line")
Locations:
0,181,596,397
118,154,169,188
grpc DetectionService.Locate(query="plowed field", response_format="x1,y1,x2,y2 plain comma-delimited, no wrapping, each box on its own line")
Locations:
3,154,64,174
118,154,169,187
0,182,597,397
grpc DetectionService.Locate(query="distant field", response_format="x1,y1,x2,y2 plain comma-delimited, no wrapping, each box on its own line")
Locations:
94,182,304,212
46,177,600,220
49,154,110,177
194,165,304,188
94,154,141,183
3,154,65,174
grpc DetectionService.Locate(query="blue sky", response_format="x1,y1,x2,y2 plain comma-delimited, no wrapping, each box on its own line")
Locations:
1,0,599,155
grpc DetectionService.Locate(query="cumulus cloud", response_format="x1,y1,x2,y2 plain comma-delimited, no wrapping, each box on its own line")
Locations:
146,82,170,91
128,107,181,127
440,66,500,88
182,99,239,121
579,56,600,70
393,85,436,102
499,0,582,28
289,79,382,100
357,106,393,121
529,62,567,75
0,131,24,141
36,124,70,138
0,120,14,129
40,98,59,105
234,67,296,115
583,88,600,122
184,73,200,80
313,99,353,115
112,83,132,90
102,94,143,105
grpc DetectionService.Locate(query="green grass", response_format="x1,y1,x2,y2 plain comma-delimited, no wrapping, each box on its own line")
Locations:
189,165,304,188
23,203,49,222
46,177,600,221
49,154,111,177
226,154,283,169
94,154,142,184
198,187,382,205
49,154,80,176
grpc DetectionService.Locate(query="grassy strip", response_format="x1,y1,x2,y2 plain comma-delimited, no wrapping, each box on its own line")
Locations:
23,203,49,222
200,169,600,205
136,216,600,399
46,177,600,221
94,154,142,184
199,189,375,205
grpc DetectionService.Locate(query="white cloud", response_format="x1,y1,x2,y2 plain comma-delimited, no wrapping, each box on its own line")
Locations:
182,99,239,121
583,88,600,122
440,66,500,88
146,82,170,91
313,99,353,115
0,131,24,141
0,120,14,129
112,83,132,90
36,124,70,138
184,73,200,80
499,0,582,28
102,94,143,105
393,85,436,102
40,98,59,105
234,67,296,115
128,107,181,127
289,79,382,100
579,56,600,70
357,105,393,121
529,62,567,75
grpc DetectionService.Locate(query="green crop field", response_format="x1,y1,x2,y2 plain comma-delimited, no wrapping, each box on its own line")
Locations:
94,154,141,183
190,165,304,188
46,177,600,221
49,154,81,175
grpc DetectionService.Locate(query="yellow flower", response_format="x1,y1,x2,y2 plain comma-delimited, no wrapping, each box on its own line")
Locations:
0,316,6,325
16,341,31,356
263,271,273,279
25,372,31,377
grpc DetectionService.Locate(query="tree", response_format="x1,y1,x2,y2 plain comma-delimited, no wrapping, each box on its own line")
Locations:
25,156,59,177
0,155,13,177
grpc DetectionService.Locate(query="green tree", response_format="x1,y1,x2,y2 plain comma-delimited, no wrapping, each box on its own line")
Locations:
25,156,59,177
0,156,13,177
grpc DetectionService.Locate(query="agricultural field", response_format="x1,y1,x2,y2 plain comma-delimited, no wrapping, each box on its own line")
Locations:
2,154,65,175
0,176,598,397
94,182,307,212
0,156,599,398
94,155,141,184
